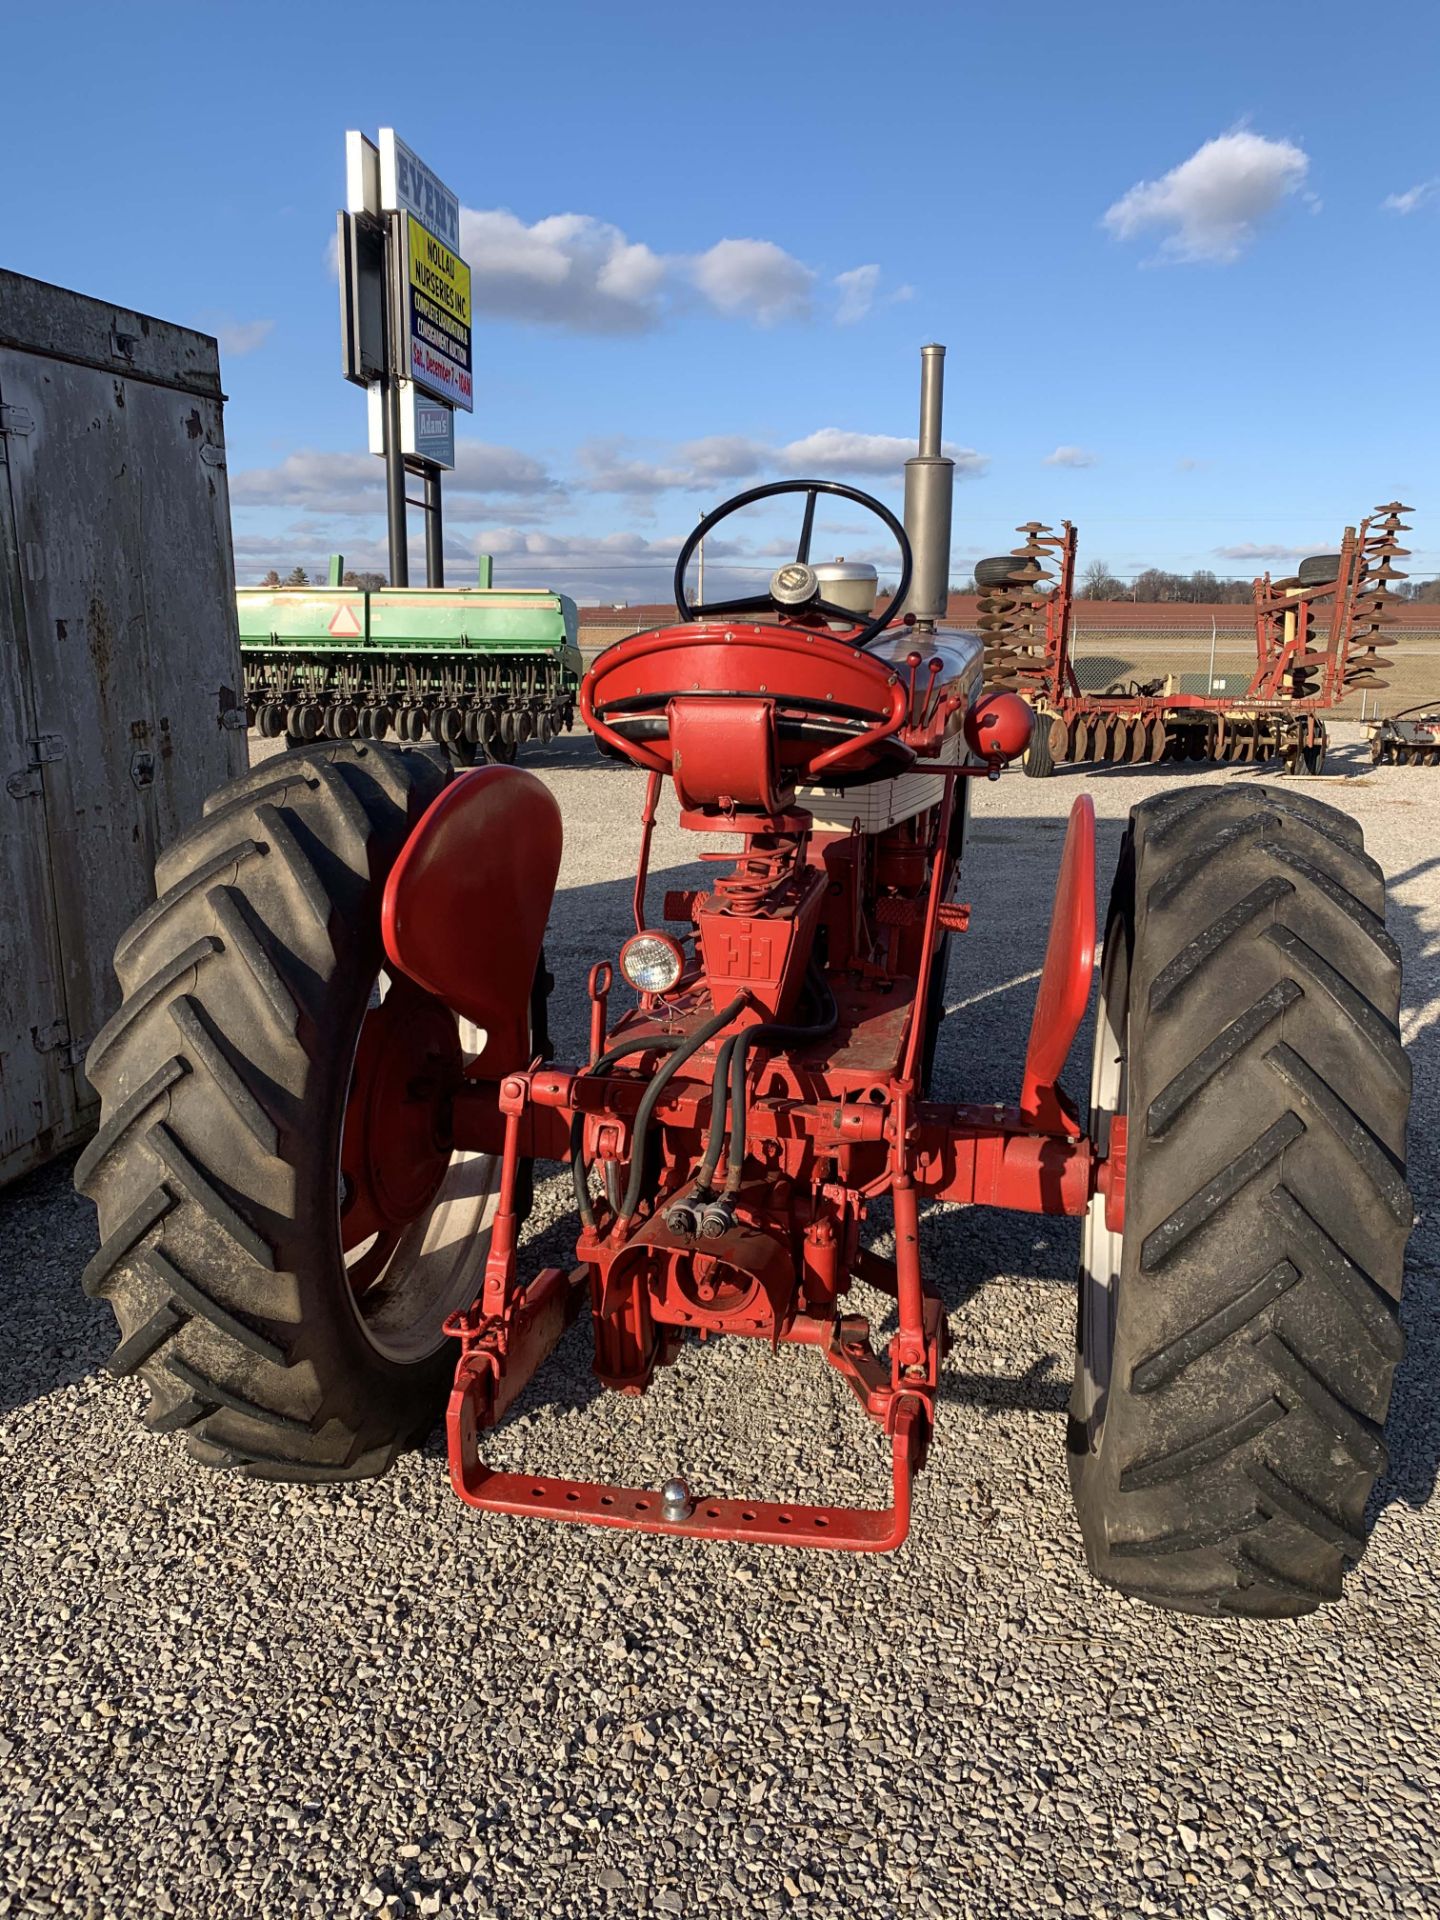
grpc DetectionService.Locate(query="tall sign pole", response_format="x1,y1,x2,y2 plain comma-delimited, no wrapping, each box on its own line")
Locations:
338,129,471,588
384,377,409,586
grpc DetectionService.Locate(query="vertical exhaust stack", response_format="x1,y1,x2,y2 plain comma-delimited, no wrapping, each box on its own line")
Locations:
901,344,954,629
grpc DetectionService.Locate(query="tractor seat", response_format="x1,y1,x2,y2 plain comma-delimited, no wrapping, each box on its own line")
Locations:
581,621,916,802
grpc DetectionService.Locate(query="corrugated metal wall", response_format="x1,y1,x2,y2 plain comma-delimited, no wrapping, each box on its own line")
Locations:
0,270,246,1184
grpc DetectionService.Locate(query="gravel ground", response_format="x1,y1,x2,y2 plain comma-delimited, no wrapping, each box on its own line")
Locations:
2,722,1436,1919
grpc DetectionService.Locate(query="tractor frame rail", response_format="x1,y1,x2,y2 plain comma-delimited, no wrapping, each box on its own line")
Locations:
429,776,1102,1553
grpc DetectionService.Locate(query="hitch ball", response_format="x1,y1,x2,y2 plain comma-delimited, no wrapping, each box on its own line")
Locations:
964,691,1033,767
661,1478,694,1522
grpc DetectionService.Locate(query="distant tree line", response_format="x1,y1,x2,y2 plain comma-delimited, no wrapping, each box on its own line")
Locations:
1076,560,1258,603
258,567,387,589
952,559,1440,604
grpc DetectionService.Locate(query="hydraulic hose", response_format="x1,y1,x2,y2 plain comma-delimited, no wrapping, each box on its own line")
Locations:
618,996,748,1224
722,969,839,1201
694,1033,741,1200
570,1033,685,1230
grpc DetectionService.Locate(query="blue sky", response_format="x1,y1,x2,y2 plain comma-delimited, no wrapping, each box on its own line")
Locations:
4,0,1437,599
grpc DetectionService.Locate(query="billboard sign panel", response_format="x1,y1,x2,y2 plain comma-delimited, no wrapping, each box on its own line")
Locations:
367,381,456,469
378,130,461,251
345,131,381,216
402,214,473,411
337,211,386,386
411,395,455,467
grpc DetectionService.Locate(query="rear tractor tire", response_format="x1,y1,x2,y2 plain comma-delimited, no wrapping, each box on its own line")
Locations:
76,741,507,1482
1069,785,1410,1616
1023,708,1057,779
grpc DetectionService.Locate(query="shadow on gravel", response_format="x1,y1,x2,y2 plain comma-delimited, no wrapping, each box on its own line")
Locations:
1050,757,1223,781
1370,851,1440,1524
515,735,604,774
937,1354,1071,1415
1047,738,1380,784
1324,735,1376,777
0,1151,109,1418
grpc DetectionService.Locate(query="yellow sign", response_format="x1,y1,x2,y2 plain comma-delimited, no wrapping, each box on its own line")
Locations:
407,215,471,325
404,213,473,411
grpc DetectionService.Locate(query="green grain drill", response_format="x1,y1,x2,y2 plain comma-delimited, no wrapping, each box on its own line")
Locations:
238,555,582,763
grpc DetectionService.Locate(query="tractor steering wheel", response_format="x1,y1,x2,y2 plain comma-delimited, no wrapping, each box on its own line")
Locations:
673,479,913,651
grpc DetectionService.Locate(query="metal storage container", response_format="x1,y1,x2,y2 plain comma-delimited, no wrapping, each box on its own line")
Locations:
0,269,245,1183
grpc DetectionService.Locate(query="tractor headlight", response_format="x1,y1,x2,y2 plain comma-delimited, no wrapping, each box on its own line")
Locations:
619,930,684,994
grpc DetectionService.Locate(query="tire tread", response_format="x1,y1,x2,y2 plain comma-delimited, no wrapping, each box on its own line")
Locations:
79,742,456,1483
1069,785,1410,1617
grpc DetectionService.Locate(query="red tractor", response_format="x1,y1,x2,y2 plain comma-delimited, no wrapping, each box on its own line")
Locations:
79,349,1411,1617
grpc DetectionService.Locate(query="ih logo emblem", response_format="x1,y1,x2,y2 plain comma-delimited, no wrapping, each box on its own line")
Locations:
713,924,780,980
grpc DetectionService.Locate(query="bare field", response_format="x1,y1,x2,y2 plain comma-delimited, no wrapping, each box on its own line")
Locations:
1065,637,1440,718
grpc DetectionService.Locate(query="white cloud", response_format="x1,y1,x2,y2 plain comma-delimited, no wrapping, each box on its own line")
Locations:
448,442,557,495
1103,130,1310,263
681,434,772,479
460,209,667,333
575,433,774,498
234,510,922,605
232,525,551,586
198,316,274,356
690,239,815,324
469,527,704,603
1213,541,1324,561
834,265,881,325
577,426,989,495
1044,445,1098,468
230,450,377,516
779,429,988,477
230,443,557,518
1382,178,1439,215
466,525,905,606
330,200,903,334
832,265,914,324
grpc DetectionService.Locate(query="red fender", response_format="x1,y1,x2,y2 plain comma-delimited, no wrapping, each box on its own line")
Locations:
382,766,563,1077
1018,793,1096,1136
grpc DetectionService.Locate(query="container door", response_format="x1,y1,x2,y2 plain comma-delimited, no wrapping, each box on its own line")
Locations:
0,292,245,1184
0,387,80,1180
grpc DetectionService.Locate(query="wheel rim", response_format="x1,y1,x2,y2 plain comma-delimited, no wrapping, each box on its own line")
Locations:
1077,927,1127,1449
337,972,499,1365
